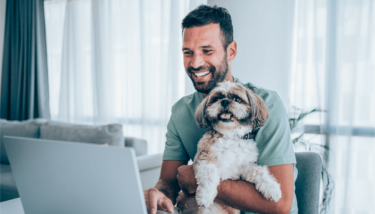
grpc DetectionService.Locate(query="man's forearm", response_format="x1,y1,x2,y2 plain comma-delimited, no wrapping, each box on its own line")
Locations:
215,180,291,214
155,179,180,204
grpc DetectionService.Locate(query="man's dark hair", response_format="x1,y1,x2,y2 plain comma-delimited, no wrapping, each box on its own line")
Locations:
182,5,233,50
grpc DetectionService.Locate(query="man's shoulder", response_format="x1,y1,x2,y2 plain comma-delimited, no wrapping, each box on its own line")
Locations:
172,93,194,110
170,92,202,120
239,81,283,108
235,78,287,122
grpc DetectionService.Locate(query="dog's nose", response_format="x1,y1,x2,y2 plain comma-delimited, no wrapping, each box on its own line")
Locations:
221,100,230,108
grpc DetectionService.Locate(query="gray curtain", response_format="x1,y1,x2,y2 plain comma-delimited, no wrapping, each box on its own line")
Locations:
0,0,50,120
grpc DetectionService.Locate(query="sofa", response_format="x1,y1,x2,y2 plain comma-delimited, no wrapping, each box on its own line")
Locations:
0,119,163,202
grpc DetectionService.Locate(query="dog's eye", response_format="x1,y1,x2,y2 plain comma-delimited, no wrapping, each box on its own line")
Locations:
212,97,219,103
234,97,242,103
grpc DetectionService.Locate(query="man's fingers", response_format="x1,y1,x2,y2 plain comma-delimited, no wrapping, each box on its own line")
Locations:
161,197,174,213
177,176,184,189
146,188,173,214
143,190,150,207
149,189,158,214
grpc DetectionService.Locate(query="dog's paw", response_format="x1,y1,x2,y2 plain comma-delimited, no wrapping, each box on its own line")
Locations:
196,187,217,208
258,179,282,202
196,194,214,207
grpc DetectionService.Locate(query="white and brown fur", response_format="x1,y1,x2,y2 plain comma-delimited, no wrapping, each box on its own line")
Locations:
176,82,282,214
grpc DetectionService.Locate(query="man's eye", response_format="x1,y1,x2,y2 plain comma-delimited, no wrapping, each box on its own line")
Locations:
234,98,242,103
184,51,193,55
203,50,212,53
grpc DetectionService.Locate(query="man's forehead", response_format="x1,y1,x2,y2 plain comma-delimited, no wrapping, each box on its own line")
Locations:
182,23,223,49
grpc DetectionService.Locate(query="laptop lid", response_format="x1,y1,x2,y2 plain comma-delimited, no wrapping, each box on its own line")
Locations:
4,136,147,214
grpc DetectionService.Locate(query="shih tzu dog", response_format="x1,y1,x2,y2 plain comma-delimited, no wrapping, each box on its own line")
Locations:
177,81,282,214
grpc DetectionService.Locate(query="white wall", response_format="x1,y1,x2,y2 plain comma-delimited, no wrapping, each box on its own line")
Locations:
0,0,6,92
186,0,294,108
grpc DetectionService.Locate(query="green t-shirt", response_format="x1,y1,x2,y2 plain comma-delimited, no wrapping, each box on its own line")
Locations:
163,77,298,214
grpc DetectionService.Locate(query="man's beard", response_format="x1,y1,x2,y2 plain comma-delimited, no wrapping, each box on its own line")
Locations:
187,55,228,94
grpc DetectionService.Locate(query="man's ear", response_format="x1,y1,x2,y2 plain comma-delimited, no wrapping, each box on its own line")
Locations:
226,41,237,62
195,96,211,129
245,88,269,129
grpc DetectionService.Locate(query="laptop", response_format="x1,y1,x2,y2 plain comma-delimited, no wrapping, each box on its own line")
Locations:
4,136,179,214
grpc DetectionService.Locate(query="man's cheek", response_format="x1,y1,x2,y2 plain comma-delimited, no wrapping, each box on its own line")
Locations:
183,58,190,69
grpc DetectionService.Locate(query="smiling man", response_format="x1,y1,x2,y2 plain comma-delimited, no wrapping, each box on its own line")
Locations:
183,23,232,95
144,5,298,214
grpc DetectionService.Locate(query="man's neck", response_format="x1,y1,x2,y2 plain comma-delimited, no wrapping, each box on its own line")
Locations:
202,75,234,98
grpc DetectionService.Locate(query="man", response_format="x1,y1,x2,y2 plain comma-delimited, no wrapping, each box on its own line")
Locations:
144,5,298,214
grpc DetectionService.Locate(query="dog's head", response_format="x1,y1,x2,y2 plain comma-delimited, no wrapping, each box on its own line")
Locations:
195,81,269,135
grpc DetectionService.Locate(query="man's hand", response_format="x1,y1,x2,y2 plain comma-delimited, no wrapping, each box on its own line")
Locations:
145,161,188,214
176,165,197,194
144,188,174,214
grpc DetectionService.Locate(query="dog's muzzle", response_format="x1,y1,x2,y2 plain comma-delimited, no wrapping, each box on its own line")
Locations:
221,100,230,108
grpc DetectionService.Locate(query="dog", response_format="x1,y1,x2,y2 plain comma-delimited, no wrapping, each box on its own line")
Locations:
176,81,282,214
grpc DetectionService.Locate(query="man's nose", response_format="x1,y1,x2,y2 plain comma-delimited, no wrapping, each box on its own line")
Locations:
221,100,230,108
190,53,204,69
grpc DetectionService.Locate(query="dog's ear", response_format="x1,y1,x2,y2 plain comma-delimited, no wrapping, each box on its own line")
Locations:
245,88,269,129
195,96,211,129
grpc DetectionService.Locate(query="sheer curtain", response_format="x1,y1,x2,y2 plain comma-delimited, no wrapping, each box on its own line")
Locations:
291,0,375,213
44,0,206,154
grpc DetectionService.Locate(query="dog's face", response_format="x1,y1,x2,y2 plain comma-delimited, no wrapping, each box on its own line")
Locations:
195,81,269,135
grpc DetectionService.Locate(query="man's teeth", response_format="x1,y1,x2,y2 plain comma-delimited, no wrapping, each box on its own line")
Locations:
194,71,210,77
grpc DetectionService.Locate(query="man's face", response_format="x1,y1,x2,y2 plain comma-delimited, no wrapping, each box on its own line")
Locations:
182,23,229,94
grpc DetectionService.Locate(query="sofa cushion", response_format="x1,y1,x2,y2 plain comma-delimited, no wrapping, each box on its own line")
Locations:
40,121,124,147
137,153,163,171
0,119,45,164
125,137,148,156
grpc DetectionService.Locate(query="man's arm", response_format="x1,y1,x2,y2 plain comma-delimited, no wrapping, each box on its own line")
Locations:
177,164,294,214
155,160,188,204
215,164,294,214
144,160,188,214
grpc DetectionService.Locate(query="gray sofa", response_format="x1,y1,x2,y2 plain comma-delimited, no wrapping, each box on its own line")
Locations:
0,119,162,202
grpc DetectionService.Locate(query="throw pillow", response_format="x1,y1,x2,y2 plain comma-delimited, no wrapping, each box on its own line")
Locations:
0,119,45,164
39,121,124,147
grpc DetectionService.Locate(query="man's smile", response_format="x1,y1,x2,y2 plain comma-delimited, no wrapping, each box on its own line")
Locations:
193,71,210,78
191,70,213,83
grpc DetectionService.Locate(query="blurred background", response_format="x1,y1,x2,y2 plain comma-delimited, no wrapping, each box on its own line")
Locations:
1,0,374,213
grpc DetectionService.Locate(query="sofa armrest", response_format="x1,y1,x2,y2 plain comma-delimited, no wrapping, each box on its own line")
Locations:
124,137,148,156
136,153,163,172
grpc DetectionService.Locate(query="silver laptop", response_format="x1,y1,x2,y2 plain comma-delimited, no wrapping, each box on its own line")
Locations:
4,136,178,214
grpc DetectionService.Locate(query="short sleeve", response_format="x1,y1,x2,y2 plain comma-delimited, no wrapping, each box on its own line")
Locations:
163,117,190,161
255,92,296,166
